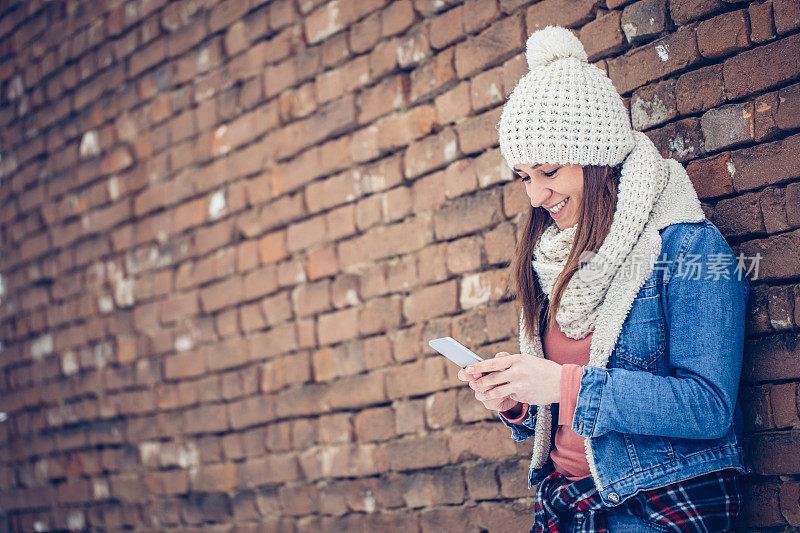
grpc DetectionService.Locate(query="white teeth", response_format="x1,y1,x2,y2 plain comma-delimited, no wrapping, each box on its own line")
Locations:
549,197,568,213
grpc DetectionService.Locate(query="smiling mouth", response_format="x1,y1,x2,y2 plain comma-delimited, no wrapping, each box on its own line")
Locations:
547,197,569,214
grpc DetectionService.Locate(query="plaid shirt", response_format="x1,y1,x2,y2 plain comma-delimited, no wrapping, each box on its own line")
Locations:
531,467,743,532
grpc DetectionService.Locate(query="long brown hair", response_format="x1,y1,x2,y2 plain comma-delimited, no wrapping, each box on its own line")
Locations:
510,164,622,338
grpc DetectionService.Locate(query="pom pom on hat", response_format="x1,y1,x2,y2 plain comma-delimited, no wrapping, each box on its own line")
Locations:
525,25,588,70
497,24,636,170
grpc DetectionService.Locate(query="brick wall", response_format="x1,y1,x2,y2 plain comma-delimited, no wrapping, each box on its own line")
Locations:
0,0,798,530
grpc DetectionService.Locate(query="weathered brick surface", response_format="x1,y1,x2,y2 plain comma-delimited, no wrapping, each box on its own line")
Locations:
0,0,796,529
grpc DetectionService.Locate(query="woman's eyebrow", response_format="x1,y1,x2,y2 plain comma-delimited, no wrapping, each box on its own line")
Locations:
513,164,545,173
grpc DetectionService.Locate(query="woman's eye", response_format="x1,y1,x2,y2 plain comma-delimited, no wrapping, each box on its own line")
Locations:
543,169,558,177
521,176,530,182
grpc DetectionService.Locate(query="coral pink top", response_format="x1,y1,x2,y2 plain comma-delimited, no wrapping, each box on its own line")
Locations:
503,318,592,481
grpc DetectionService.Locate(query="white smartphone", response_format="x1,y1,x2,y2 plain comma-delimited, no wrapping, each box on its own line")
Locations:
428,337,485,369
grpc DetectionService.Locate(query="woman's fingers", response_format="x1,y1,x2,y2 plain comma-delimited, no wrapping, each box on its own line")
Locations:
474,372,503,391
465,353,516,375
485,382,515,400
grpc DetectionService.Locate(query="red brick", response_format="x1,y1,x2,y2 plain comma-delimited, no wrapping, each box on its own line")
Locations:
469,67,502,114
774,0,800,34
402,467,465,507
286,214,326,253
354,406,395,442
434,187,504,240
440,159,476,201
754,92,782,142
193,462,238,492
396,26,430,69
410,170,446,216
730,132,800,192
381,0,417,37
370,36,402,79
410,47,456,103
430,6,464,50
402,280,458,324
700,102,755,152
771,382,800,428
723,32,800,100
455,106,502,156
359,296,402,336
458,388,497,422
435,81,472,126
741,481,784,527
317,307,359,346
306,1,356,44
631,79,677,131
448,313,487,358
405,129,460,182
364,215,433,262
484,222,516,266
386,357,451,400
328,371,387,409
385,257,416,296
788,182,800,227
306,245,337,281
750,1,777,44
378,105,437,152
358,74,410,124
416,242,450,286
620,0,668,47
524,0,598,31
780,481,800,526
711,191,764,238
742,331,800,382
740,384,775,432
380,434,451,471
460,268,510,309
697,9,751,59
745,429,800,475
425,389,457,429
580,10,626,62
326,204,357,240
644,118,703,163
312,343,364,382
257,229,288,265
382,186,413,223
363,335,393,370
608,25,702,95
670,0,726,25
759,186,791,234
449,422,518,461
454,13,524,79
445,235,482,274
350,11,382,53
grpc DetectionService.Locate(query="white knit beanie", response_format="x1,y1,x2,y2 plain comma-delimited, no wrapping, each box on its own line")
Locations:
497,25,636,170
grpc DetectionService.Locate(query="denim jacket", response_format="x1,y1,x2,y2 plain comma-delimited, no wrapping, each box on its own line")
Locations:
500,219,751,507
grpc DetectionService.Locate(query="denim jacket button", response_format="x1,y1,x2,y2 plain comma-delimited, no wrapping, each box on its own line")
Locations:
608,492,619,502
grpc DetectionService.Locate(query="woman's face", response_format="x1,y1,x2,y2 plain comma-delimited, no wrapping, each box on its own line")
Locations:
513,163,584,230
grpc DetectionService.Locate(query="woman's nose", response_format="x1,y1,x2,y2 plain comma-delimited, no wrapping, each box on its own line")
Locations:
526,183,551,208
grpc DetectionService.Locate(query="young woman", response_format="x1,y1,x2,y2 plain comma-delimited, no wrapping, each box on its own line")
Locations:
457,26,750,532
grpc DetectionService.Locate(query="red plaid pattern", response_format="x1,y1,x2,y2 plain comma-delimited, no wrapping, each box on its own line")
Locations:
531,468,743,532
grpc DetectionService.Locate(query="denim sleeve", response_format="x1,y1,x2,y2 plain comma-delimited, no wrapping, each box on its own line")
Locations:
571,223,750,440
498,404,539,441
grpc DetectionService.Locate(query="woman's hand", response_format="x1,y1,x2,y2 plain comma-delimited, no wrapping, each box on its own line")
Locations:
460,351,563,407
457,353,520,413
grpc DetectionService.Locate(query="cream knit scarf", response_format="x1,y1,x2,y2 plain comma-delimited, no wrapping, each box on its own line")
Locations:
517,131,707,489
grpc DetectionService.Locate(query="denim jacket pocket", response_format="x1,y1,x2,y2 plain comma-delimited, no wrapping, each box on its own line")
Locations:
615,287,667,370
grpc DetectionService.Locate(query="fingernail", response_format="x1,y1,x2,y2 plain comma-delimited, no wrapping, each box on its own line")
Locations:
466,366,473,373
